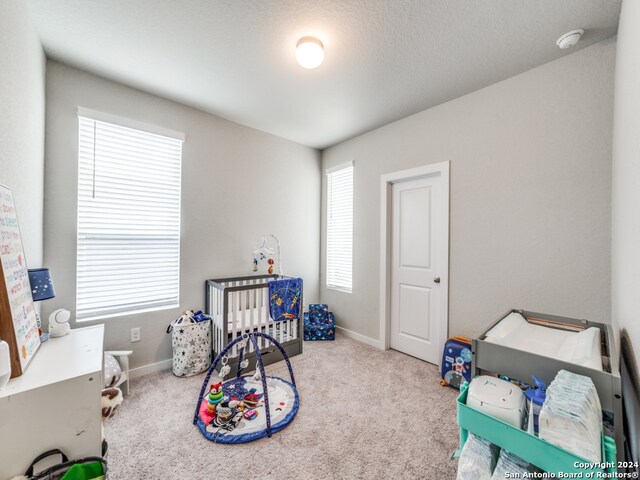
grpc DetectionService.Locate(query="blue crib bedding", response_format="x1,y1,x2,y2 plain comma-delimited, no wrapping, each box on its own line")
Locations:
268,277,302,322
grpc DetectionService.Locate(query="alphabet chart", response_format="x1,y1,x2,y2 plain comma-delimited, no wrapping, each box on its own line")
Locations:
0,184,40,378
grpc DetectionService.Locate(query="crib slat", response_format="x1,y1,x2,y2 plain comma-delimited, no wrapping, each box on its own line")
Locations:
226,290,232,356
256,287,269,348
263,286,269,349
219,288,223,354
240,289,248,352
215,287,219,355
292,311,297,343
216,287,220,355
211,285,216,355
250,288,256,343
256,286,261,350
230,291,236,356
237,290,243,355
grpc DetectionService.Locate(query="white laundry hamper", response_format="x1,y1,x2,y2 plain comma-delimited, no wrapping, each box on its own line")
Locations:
167,312,212,377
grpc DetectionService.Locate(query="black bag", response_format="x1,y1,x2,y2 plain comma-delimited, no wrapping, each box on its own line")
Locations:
25,449,108,480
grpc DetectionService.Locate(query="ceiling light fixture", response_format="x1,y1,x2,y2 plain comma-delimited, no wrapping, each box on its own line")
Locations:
556,29,584,49
296,36,324,69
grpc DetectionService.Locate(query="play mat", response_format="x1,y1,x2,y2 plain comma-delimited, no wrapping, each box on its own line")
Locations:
193,332,299,444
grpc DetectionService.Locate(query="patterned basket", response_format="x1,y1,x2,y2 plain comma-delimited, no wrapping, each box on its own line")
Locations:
167,312,212,377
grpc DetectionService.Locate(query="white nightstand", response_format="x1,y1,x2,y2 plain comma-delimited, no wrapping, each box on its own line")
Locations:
0,324,104,479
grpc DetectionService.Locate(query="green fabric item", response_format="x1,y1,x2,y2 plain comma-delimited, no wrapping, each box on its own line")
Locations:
60,462,104,480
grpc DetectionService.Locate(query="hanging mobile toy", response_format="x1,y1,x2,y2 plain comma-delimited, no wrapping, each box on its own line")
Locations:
219,355,231,379
250,234,283,276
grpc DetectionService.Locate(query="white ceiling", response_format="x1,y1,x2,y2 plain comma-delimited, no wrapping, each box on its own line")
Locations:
27,0,621,149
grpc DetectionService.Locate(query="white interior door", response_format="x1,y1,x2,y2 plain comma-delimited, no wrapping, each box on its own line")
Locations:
390,173,447,364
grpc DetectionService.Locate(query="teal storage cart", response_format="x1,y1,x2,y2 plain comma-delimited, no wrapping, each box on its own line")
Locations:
456,383,617,475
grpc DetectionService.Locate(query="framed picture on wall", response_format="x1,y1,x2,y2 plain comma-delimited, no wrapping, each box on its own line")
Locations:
0,184,40,378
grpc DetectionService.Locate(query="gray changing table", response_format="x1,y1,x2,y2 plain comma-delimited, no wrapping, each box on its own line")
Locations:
472,308,623,461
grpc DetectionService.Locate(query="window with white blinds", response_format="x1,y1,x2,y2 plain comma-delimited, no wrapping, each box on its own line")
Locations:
326,164,353,292
76,114,183,321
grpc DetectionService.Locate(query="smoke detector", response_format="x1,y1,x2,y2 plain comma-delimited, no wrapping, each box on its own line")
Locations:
556,29,584,49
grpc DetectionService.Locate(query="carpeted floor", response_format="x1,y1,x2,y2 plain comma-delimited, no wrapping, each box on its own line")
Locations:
105,335,460,479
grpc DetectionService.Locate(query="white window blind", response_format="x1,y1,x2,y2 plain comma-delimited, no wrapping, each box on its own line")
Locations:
77,114,183,321
326,164,353,292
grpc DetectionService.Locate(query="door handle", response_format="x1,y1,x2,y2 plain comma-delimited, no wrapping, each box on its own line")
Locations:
433,276,441,284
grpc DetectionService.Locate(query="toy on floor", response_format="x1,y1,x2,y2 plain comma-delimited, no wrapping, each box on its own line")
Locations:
206,381,224,415
244,409,258,420
303,304,335,340
440,336,472,388
193,331,299,444
243,387,260,408
101,386,123,442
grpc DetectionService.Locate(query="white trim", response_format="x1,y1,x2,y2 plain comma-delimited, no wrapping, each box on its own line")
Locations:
379,161,450,353
129,358,172,379
325,160,354,175
76,107,186,142
326,284,352,294
336,325,384,350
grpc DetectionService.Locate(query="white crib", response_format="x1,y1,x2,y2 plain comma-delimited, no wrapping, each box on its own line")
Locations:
205,274,303,373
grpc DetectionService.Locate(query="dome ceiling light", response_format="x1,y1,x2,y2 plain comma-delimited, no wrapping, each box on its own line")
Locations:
296,36,324,69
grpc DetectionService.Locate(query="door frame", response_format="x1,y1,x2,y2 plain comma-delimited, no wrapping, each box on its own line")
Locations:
379,161,450,354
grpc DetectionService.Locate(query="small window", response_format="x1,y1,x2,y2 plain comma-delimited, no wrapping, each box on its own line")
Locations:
76,112,183,321
326,163,353,292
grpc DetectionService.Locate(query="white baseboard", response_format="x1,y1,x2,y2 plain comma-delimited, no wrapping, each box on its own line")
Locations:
129,358,172,379
129,328,383,378
336,325,384,350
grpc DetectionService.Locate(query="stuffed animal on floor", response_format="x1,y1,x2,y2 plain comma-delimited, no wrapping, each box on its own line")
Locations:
101,386,123,442
102,387,123,420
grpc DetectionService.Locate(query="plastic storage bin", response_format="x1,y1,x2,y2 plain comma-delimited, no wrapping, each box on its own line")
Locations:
456,383,617,475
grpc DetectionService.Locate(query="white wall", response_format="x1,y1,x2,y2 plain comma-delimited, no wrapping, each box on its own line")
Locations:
44,61,321,369
0,0,45,268
321,39,616,341
612,0,640,371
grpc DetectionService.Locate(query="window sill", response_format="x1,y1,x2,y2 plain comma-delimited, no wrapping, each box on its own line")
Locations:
326,285,352,294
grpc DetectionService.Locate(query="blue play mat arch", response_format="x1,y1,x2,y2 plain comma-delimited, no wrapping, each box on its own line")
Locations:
193,332,299,444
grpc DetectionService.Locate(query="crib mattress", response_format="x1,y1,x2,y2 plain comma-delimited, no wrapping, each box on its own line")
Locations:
484,312,602,371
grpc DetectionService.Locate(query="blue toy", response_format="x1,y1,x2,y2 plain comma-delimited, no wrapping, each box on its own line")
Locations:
440,336,472,388
304,304,335,341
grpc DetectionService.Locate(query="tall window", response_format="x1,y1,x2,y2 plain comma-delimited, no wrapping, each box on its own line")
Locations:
77,111,183,321
326,163,353,292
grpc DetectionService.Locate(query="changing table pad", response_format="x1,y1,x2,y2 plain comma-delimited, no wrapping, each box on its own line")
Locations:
484,312,602,371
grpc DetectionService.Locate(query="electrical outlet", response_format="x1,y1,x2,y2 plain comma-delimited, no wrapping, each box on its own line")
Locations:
130,327,141,343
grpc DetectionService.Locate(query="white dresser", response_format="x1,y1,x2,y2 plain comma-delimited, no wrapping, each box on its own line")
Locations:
0,324,104,479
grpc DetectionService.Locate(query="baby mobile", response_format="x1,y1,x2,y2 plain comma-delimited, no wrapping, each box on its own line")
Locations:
251,234,283,276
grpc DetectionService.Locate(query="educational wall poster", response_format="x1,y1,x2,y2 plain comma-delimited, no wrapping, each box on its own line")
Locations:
0,184,40,378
